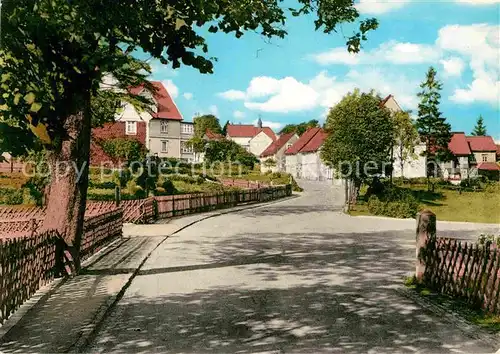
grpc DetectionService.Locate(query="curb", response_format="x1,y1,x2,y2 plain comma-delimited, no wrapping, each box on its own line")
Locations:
71,194,299,352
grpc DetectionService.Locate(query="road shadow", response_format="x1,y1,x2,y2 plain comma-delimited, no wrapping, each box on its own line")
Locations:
88,230,494,353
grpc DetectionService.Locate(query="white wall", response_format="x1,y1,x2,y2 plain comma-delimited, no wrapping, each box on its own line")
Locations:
299,152,333,180
392,143,427,178
249,132,273,157
228,136,252,151
285,154,299,178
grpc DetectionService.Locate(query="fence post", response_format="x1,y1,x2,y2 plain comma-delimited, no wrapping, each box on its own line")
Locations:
416,209,436,283
115,186,121,207
172,195,176,217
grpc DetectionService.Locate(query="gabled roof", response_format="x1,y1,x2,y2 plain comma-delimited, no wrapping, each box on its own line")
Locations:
226,124,276,140
129,81,183,120
204,128,224,140
380,94,392,108
448,132,471,156
260,132,296,157
477,162,500,171
466,136,497,152
301,129,328,153
285,127,322,155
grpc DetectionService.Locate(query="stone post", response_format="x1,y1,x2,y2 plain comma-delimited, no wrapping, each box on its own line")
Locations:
416,209,436,282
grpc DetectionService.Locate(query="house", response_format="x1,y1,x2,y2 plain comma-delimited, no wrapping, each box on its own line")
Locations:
260,132,299,173
90,121,147,166
442,133,499,182
226,118,276,155
496,144,500,162
97,77,195,162
284,127,333,180
381,95,427,178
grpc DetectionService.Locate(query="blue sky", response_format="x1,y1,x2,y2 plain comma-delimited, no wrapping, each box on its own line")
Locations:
147,0,499,140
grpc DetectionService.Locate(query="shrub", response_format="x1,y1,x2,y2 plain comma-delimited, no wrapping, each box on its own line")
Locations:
3,188,25,205
160,180,177,195
367,193,419,219
89,181,117,189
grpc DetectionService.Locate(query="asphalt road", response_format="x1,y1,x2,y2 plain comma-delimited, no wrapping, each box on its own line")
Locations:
88,180,498,353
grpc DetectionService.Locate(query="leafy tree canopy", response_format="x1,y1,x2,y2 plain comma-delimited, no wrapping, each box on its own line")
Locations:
204,139,258,169
321,90,394,182
101,138,147,161
193,114,222,138
279,119,320,136
415,67,452,163
471,115,487,136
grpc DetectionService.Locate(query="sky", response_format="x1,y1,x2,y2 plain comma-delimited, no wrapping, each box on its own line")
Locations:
145,0,499,140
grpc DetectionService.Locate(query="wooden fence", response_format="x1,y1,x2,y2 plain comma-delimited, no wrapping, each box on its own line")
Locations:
0,230,59,324
0,209,124,324
416,211,500,315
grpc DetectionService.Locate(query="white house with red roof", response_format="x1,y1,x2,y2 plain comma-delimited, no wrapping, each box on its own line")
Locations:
260,132,299,173
226,118,277,156
98,77,194,161
284,127,333,180
443,133,499,181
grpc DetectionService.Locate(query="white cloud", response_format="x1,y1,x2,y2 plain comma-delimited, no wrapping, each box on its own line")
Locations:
150,61,179,77
224,69,419,114
455,0,500,4
438,24,500,105
162,80,178,98
218,89,246,101
209,105,219,116
355,0,409,14
311,40,440,66
183,92,193,100
244,77,319,113
233,110,245,119
440,57,465,77
250,119,283,130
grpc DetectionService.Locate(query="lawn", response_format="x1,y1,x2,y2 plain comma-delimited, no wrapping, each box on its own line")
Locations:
351,183,500,224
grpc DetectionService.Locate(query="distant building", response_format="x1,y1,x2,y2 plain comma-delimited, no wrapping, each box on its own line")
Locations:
284,127,333,181
226,120,276,155
93,78,195,163
260,133,299,173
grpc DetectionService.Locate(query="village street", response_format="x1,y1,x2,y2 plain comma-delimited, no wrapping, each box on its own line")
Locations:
88,180,498,353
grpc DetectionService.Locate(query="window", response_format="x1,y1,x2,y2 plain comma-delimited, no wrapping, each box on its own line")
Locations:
182,124,193,134
181,142,193,154
161,140,168,153
482,154,488,162
160,121,168,134
286,143,293,149
126,121,137,135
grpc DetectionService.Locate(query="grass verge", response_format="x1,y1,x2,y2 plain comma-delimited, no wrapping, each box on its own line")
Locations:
404,276,500,333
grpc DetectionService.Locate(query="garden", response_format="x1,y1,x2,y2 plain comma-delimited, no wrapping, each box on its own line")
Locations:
350,177,500,224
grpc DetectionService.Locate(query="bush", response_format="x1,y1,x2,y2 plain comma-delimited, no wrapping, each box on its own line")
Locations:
0,188,25,205
367,192,420,219
89,181,117,189
160,180,177,195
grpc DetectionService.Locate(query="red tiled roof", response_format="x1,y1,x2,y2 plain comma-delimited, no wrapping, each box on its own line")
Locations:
300,129,328,153
129,81,183,120
448,132,471,156
205,128,224,140
260,133,296,157
226,124,276,140
466,136,497,152
477,162,500,171
496,144,500,156
285,127,322,155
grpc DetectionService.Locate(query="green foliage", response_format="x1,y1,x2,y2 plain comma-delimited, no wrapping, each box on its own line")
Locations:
471,115,487,136
367,194,420,219
321,90,394,182
101,138,147,161
222,121,230,136
279,119,320,136
415,67,452,165
393,110,418,177
22,175,48,206
204,140,258,169
193,114,222,138
0,188,25,205
477,234,500,248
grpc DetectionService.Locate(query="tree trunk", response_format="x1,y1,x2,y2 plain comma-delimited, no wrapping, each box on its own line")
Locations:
42,110,91,272
344,178,349,212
